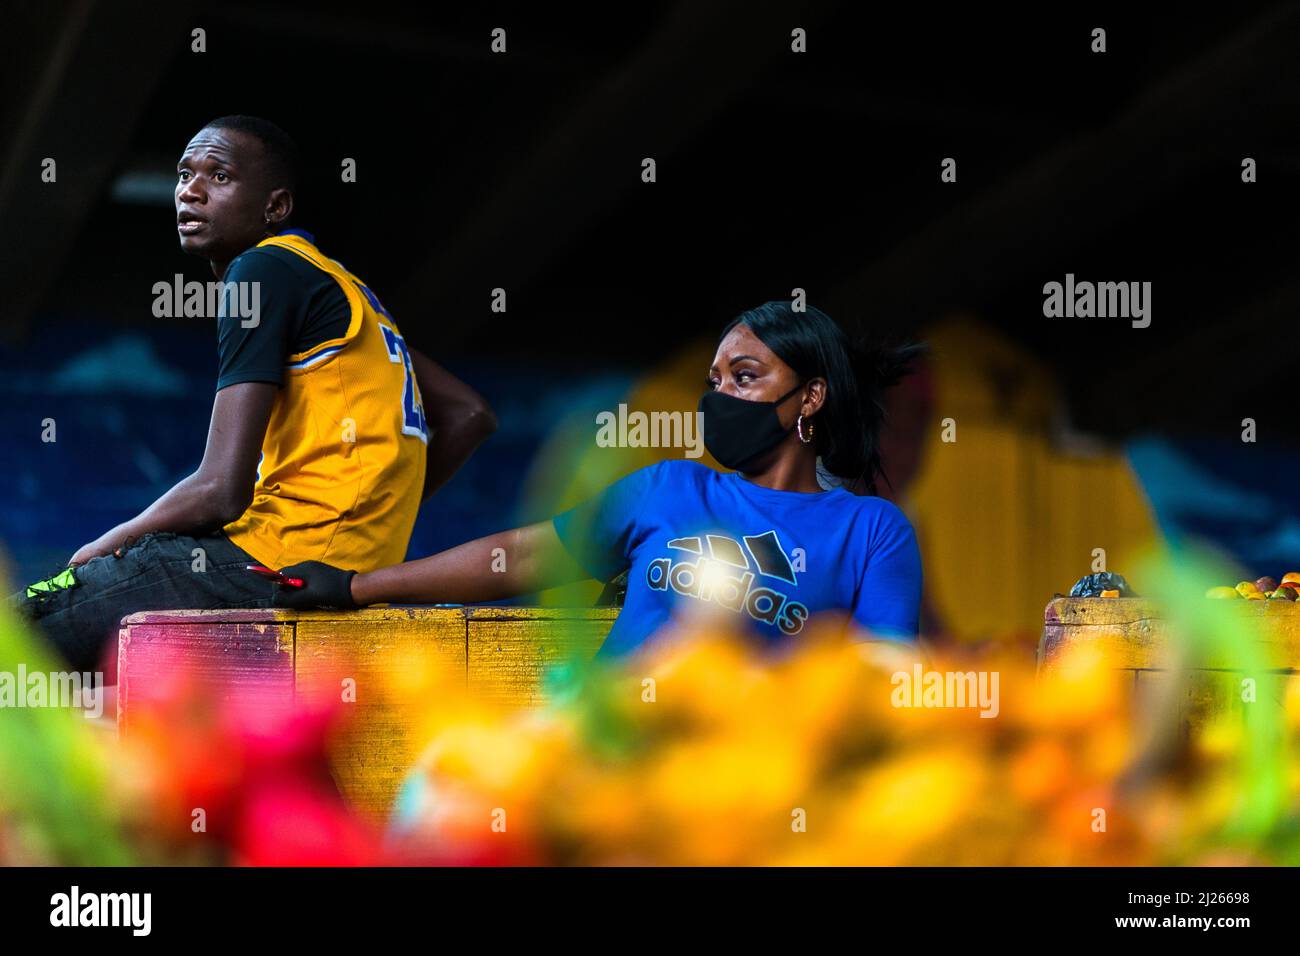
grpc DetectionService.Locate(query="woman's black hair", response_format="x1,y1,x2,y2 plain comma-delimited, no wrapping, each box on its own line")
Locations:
721,301,925,495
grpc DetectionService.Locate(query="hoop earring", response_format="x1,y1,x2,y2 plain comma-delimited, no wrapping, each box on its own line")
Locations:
797,414,814,444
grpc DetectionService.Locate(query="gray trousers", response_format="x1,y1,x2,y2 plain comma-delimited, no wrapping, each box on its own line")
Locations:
11,530,278,673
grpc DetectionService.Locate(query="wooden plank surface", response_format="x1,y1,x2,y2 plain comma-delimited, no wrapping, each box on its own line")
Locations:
117,613,294,735
1043,597,1161,627
1040,598,1300,671
121,608,299,625
462,606,622,621
118,605,621,819
1133,668,1291,734
1038,596,1300,740
467,608,618,707
294,609,468,817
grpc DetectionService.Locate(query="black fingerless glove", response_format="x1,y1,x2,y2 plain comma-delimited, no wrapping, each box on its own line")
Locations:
272,561,360,610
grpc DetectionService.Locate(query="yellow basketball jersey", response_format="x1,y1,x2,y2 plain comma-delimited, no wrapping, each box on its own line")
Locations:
222,231,428,572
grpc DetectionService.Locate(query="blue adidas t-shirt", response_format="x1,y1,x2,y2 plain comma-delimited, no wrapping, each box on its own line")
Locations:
552,460,923,658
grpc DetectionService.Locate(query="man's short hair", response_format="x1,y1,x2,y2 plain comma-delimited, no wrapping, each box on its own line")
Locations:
201,115,300,194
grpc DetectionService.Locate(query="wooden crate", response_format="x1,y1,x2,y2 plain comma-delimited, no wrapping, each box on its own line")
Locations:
1038,597,1300,731
118,606,618,817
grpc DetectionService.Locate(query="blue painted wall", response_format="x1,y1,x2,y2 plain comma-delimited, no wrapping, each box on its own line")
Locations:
0,315,631,590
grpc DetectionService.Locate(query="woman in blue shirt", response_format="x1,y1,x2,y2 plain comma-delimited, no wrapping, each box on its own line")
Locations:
275,301,925,657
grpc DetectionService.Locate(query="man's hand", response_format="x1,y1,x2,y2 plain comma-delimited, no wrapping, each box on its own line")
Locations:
273,561,360,610
68,535,122,567
68,542,107,567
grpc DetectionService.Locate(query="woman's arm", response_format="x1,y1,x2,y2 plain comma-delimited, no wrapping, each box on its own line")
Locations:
350,520,591,606
278,462,656,611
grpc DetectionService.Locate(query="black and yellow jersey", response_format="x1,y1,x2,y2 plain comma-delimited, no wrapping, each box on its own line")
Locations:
217,228,427,571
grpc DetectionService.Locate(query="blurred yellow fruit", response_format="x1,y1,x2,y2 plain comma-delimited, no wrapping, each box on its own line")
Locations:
1022,643,1125,729
823,748,984,865
371,593,1300,867
1008,739,1073,803
643,733,810,865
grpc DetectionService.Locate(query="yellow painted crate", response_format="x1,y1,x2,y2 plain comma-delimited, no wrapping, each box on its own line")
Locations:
118,606,619,817
1038,597,1300,730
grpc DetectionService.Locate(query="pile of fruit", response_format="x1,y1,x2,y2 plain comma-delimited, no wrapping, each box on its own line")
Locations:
1205,573,1300,601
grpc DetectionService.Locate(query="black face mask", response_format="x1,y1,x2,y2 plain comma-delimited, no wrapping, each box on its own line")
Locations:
698,383,803,471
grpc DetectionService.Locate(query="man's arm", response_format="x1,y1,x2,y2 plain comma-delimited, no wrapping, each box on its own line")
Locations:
68,383,277,565
409,348,497,501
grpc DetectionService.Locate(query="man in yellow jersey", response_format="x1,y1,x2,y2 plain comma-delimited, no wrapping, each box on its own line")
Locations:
15,116,496,672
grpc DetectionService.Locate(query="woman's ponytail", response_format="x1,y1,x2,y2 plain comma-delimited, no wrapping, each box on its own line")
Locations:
841,338,927,494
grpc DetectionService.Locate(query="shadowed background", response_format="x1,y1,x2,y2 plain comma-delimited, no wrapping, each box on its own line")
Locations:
2,0,1297,644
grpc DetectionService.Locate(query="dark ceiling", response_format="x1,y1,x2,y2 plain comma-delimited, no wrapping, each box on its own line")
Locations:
2,0,1297,440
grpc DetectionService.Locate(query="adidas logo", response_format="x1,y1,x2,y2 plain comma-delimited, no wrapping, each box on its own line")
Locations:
645,531,809,635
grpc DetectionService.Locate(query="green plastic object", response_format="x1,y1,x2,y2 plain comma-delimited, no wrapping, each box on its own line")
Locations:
24,567,79,599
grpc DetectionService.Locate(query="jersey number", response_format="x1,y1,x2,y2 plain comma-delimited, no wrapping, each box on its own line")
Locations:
381,325,430,443
354,280,429,443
